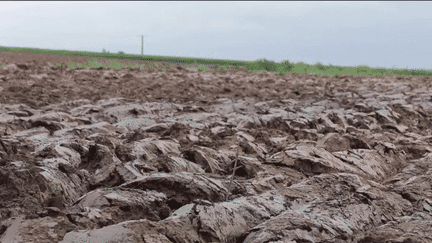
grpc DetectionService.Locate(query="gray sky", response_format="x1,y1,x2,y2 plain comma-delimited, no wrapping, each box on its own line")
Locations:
2,1,432,70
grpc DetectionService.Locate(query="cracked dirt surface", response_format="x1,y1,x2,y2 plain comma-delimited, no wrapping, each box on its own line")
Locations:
0,50,432,242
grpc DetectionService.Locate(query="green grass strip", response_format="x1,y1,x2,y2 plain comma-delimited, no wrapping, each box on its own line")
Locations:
1,45,431,76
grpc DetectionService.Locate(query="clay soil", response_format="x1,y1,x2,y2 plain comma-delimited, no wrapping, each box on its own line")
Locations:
0,50,432,243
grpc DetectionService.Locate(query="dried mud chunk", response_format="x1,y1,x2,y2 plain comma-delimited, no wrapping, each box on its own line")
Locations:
8,85,30,93
121,73,134,79
357,230,428,243
124,130,147,143
0,170,20,201
57,163,78,175
1,215,77,242
60,143,87,158
91,135,116,150
343,134,371,150
161,122,190,139
210,125,235,138
143,123,169,134
229,156,261,179
316,133,351,152
115,144,136,162
31,120,62,135
35,143,58,159
0,139,10,155
292,128,318,141
181,147,223,174
265,117,291,133
146,155,172,173
16,64,29,70
120,172,226,210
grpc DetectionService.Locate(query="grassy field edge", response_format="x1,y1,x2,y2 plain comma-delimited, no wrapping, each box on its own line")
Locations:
1,45,431,77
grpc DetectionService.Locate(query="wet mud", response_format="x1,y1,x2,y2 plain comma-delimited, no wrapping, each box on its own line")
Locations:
0,50,432,242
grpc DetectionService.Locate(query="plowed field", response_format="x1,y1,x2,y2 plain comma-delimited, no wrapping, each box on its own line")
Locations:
1,50,432,243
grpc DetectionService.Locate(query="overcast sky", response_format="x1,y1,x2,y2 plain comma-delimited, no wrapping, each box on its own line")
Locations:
1,1,432,70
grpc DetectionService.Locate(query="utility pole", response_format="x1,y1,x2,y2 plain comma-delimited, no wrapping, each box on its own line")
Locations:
139,35,148,56
135,35,147,58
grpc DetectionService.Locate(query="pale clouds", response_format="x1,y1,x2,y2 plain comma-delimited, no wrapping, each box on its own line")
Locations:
1,1,431,70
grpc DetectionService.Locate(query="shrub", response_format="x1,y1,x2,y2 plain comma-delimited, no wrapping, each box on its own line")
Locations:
253,58,278,72
280,59,294,72
315,62,326,71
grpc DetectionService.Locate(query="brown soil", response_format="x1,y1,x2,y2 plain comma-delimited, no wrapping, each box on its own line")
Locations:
0,50,432,243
